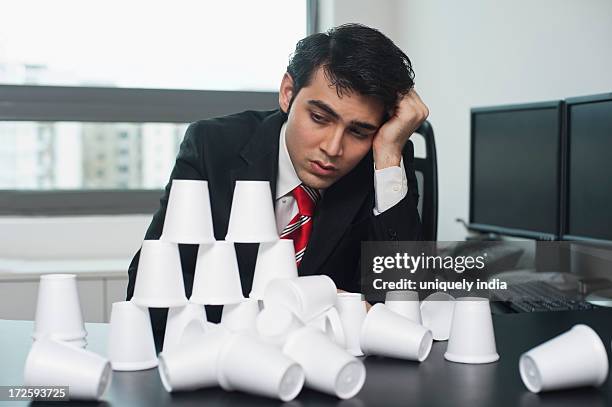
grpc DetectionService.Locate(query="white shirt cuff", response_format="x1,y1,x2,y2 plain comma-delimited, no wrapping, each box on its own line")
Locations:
373,157,408,216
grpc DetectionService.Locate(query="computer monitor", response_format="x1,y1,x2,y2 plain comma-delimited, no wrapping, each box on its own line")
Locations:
469,101,563,240
563,93,612,245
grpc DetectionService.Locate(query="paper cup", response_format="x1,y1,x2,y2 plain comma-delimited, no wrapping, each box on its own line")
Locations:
108,301,158,371
131,240,188,307
190,241,245,305
420,292,455,341
249,240,299,299
256,305,304,347
225,181,279,243
33,274,86,342
221,298,261,335
283,327,366,399
24,338,112,400
519,324,608,393
160,179,216,244
218,333,304,401
163,303,208,352
444,297,499,364
264,275,337,322
306,307,346,348
158,326,231,392
360,303,433,362
336,293,367,356
385,290,422,324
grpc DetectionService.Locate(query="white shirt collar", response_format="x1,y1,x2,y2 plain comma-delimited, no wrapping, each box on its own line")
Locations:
276,121,302,199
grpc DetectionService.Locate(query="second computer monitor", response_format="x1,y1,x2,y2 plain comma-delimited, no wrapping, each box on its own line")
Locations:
470,101,563,240
564,93,612,244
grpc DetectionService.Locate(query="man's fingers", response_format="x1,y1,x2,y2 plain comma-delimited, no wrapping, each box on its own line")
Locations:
408,89,429,121
398,89,429,122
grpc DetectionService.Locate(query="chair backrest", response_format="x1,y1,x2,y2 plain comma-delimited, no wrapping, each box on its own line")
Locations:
413,120,438,241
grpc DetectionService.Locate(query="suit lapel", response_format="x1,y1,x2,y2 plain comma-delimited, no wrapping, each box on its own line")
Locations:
299,152,374,276
229,110,286,200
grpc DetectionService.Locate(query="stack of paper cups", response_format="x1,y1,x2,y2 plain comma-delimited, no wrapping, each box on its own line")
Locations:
131,240,188,307
283,327,366,399
24,339,112,400
225,181,279,243
444,297,499,364
217,333,305,401
360,303,433,362
191,241,245,305
519,324,608,392
32,274,87,347
108,301,158,371
160,180,216,244
249,240,298,299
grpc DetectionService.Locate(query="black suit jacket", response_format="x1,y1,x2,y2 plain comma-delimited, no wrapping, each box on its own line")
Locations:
126,109,422,341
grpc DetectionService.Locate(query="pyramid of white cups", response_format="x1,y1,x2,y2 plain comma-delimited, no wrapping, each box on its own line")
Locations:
22,179,610,401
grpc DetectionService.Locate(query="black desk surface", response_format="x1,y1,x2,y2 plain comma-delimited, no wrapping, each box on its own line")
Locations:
2,308,612,407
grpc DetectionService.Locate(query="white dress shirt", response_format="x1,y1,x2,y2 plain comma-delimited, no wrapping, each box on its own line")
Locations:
275,122,408,233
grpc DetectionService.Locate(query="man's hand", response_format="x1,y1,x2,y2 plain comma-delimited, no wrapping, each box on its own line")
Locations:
373,89,429,170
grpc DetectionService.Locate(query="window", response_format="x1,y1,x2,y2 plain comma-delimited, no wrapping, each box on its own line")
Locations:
0,1,315,215
0,0,308,91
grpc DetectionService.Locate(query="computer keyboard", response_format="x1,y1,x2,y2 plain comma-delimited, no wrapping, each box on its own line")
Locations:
492,280,594,313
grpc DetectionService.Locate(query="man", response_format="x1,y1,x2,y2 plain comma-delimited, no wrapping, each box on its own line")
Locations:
127,23,428,342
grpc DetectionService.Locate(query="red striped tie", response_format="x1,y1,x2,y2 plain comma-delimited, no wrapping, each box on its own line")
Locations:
280,184,320,266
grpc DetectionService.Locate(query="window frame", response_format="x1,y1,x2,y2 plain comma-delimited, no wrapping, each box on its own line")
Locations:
0,86,278,215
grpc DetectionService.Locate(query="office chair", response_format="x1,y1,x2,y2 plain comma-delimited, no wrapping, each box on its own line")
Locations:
413,120,438,241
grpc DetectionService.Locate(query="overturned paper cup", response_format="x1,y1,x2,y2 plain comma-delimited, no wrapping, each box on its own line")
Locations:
221,298,260,335
108,301,158,371
24,338,112,400
306,307,346,348
131,240,188,307
250,240,298,300
420,292,455,341
161,179,216,244
33,274,87,343
336,292,367,356
519,324,608,393
385,290,422,324
444,297,499,364
284,327,365,399
159,326,231,392
256,305,304,347
225,181,279,243
191,241,245,305
218,333,304,401
264,275,337,322
361,303,433,362
163,303,208,352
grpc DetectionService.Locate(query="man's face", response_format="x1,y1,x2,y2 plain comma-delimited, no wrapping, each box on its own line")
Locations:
280,67,385,190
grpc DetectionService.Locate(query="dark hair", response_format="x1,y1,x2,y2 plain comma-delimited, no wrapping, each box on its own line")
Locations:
286,23,415,114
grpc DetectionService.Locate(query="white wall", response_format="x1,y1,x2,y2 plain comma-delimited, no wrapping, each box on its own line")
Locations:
320,0,612,240
0,215,150,260
318,0,401,39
